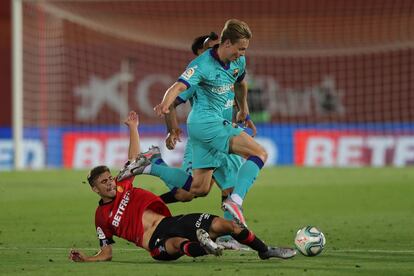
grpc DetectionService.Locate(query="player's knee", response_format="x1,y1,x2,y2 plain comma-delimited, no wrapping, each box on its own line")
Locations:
230,221,242,234
174,189,194,202
257,148,268,163
190,179,211,197
210,217,234,236
190,185,210,197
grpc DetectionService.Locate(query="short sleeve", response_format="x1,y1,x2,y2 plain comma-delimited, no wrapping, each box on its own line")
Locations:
178,59,204,88
177,86,196,103
95,217,115,247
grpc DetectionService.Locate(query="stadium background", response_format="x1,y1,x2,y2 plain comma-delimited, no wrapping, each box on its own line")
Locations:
1,2,414,275
1,0,413,170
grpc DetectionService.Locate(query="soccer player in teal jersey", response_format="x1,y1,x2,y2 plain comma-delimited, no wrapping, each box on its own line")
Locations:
160,33,253,219
162,33,256,218
117,33,247,209
154,19,267,228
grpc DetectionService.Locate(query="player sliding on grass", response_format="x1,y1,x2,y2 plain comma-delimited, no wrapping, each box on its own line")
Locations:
153,19,267,229
69,111,296,262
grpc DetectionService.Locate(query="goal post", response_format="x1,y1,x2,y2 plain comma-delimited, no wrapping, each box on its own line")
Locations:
12,0,23,170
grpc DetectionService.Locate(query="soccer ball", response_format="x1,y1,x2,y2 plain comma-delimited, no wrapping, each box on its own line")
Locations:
294,226,326,256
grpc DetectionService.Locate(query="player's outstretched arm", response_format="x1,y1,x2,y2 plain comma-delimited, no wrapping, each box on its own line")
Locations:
124,111,140,161
69,245,112,262
154,82,187,117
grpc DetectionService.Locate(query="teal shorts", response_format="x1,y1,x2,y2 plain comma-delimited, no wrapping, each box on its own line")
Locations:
213,153,244,190
187,120,243,169
181,140,243,191
181,138,193,176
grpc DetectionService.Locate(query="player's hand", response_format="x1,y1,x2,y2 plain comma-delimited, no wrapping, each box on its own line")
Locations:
236,112,257,137
69,249,87,262
124,111,139,128
236,110,248,124
154,103,170,117
166,128,182,150
245,118,257,137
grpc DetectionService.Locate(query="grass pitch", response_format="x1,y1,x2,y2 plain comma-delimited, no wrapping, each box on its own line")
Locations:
1,168,413,275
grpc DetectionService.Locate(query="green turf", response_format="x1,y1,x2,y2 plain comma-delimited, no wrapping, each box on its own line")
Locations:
1,168,414,275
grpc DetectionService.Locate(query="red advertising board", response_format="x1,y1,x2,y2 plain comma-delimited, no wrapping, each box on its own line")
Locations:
295,130,414,167
63,132,187,169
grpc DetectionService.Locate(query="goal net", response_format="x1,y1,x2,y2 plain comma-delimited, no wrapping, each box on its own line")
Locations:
12,0,414,169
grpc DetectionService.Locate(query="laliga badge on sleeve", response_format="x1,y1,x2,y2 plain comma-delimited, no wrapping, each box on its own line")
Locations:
181,66,197,80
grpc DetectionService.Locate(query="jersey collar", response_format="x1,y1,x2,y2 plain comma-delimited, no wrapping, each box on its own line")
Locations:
98,198,114,206
210,44,230,70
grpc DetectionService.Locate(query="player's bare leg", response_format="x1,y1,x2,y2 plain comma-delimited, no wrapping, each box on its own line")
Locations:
208,217,296,260
189,168,214,196
165,237,219,258
222,132,268,227
229,132,268,161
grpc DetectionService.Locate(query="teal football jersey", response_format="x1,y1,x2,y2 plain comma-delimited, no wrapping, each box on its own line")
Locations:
178,45,246,123
177,88,235,122
177,85,196,106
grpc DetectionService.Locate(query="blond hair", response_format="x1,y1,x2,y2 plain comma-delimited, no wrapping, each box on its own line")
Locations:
220,19,252,44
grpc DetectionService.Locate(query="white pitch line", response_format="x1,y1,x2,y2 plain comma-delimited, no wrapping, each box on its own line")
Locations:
328,249,414,254
1,247,414,254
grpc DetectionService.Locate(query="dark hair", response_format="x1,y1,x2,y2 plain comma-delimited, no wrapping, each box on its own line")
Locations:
86,165,110,186
191,32,218,56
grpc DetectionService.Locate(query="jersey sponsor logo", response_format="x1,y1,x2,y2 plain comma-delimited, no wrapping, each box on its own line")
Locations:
112,191,131,227
96,226,106,239
211,83,234,94
224,99,234,109
117,186,124,193
195,213,210,228
181,66,197,80
233,68,239,77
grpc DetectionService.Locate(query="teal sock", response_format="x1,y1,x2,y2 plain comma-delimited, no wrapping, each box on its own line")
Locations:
151,158,168,167
223,210,233,221
233,157,264,199
150,163,190,190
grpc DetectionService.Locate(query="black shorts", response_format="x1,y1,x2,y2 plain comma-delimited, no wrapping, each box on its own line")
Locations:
148,213,217,261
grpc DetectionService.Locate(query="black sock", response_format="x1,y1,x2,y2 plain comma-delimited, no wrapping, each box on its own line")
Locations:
159,188,178,204
179,241,208,257
231,229,268,253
